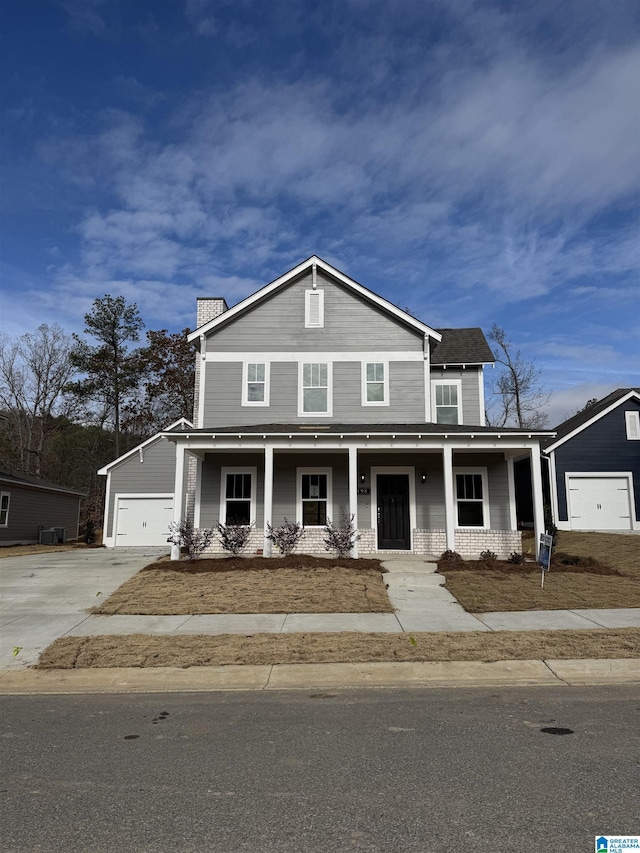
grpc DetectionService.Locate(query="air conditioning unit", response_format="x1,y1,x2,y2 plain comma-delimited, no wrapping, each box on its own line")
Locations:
39,529,57,545
53,527,66,543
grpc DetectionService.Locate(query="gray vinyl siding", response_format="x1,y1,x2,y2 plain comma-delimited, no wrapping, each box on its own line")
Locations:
553,400,640,522
430,367,483,425
0,483,81,544
206,270,423,353
203,360,425,427
106,438,179,537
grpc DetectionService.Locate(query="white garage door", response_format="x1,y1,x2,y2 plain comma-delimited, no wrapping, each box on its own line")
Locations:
567,477,632,530
115,496,174,546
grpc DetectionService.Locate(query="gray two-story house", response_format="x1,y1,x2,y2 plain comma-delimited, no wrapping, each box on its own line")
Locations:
100,256,551,558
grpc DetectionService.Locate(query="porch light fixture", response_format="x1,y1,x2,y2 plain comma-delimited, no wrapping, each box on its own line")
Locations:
360,472,366,484
421,472,428,484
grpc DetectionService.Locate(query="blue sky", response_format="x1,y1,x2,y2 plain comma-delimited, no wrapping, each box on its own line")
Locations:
1,0,639,425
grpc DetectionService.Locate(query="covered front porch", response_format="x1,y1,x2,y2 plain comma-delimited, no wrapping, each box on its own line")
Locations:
166,425,550,560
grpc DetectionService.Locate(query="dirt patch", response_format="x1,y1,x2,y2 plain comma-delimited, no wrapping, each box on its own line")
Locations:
0,543,95,558
37,627,640,669
555,531,640,580
92,557,392,615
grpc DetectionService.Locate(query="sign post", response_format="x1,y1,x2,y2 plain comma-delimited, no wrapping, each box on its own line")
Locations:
538,533,553,588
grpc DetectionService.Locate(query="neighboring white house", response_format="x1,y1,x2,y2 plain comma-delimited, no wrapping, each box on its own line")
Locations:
100,256,552,558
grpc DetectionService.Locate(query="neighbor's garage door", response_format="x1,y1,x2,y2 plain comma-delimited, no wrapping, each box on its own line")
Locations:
567,476,631,530
115,496,174,546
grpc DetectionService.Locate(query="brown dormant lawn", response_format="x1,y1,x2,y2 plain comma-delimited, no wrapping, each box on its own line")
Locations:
91,555,393,615
439,532,640,613
38,627,640,669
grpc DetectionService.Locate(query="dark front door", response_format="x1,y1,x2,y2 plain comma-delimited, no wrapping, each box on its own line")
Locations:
377,474,410,550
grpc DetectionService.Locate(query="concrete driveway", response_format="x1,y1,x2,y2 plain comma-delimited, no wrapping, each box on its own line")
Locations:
0,548,166,670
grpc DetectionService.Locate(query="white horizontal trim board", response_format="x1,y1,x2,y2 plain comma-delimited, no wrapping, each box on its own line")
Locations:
205,350,425,362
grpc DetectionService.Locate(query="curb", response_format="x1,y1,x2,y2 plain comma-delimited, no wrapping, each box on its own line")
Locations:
0,659,638,695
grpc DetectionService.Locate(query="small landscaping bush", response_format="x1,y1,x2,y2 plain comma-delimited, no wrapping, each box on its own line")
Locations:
266,518,305,557
440,549,463,562
216,522,253,557
323,513,360,559
479,549,498,561
507,551,526,565
168,519,215,560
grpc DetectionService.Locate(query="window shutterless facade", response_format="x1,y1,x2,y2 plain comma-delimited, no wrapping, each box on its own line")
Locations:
220,468,257,525
242,362,269,406
454,469,489,527
297,468,332,527
433,380,462,424
299,362,332,416
362,361,389,406
0,492,9,527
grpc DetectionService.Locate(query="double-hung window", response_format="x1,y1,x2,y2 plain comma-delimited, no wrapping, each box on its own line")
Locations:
362,361,389,406
298,470,332,527
221,468,256,525
454,470,488,527
242,362,269,406
300,362,331,415
0,492,9,527
433,381,462,424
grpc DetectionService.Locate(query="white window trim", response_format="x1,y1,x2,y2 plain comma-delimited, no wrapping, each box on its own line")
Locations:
0,491,9,527
305,289,324,328
298,361,333,417
361,360,390,407
432,379,463,425
453,467,490,529
219,467,257,526
296,467,333,527
242,361,270,407
625,411,640,440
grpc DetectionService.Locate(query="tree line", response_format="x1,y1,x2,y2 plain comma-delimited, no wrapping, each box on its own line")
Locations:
0,295,196,527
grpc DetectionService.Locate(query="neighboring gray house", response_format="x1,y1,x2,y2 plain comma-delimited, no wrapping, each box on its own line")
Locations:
544,388,640,531
0,470,83,546
100,256,553,558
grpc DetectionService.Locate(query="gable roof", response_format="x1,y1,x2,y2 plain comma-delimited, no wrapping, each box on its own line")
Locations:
97,418,192,475
187,256,442,345
432,328,495,366
0,470,85,497
544,388,640,453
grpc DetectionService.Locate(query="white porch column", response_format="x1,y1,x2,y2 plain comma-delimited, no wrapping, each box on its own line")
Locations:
263,445,274,557
530,442,544,558
348,446,358,558
506,456,517,530
443,445,455,552
171,443,186,560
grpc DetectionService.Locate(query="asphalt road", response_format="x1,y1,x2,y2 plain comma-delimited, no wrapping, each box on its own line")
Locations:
1,686,638,852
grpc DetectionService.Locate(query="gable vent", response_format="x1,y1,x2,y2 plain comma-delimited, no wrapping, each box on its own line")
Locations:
305,289,324,328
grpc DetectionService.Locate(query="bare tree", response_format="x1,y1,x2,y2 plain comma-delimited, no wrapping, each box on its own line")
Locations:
486,324,550,428
0,324,77,476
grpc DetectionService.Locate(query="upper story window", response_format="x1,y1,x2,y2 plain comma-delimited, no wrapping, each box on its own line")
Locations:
454,469,489,528
220,468,256,525
625,411,640,440
362,361,389,406
433,380,462,424
299,362,332,416
0,492,9,527
305,290,324,328
242,362,269,406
